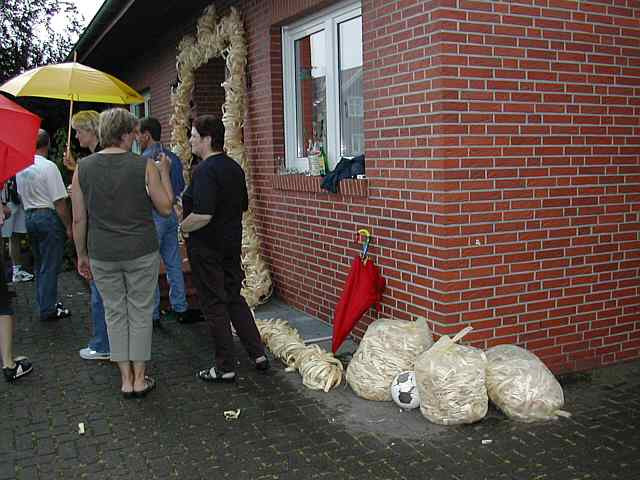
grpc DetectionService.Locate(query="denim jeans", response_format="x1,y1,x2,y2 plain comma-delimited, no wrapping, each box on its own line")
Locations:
88,281,109,353
153,210,188,319
25,209,65,319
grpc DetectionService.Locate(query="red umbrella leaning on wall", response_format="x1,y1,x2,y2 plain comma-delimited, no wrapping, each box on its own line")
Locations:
331,229,386,354
0,94,41,185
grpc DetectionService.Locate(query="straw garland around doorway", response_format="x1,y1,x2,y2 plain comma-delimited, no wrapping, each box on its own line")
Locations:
170,5,272,307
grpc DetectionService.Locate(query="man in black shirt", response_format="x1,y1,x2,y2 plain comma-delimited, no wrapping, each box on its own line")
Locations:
181,116,268,382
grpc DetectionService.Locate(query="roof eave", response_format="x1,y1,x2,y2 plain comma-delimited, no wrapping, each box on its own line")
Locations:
65,0,135,63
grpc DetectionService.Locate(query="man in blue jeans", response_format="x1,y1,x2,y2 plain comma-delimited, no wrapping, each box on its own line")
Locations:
16,130,72,321
138,117,189,324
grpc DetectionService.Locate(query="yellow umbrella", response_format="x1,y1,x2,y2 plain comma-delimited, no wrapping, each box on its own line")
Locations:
0,61,144,155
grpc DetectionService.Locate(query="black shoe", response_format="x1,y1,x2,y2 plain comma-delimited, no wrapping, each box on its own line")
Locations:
163,309,202,324
175,309,204,324
196,366,236,383
253,355,270,372
161,309,183,323
3,358,33,383
43,305,71,321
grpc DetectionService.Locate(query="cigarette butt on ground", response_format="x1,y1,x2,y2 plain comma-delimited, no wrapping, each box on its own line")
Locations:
78,422,85,435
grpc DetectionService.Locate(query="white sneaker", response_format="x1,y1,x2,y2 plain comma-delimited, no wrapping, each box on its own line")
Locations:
12,269,34,283
79,348,110,360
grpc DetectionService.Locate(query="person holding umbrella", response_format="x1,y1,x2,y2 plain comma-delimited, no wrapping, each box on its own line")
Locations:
64,110,110,361
71,108,174,398
63,110,101,172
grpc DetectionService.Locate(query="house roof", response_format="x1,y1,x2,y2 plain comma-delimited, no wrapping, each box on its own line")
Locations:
67,0,215,70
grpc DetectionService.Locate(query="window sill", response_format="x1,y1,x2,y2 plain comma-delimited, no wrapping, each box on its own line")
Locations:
273,174,368,197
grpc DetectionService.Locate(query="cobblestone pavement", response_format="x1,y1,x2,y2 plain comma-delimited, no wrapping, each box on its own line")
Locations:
1,272,639,480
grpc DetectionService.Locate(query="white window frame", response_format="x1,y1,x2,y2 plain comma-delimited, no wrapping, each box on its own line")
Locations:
130,90,151,154
282,0,362,172
130,90,151,119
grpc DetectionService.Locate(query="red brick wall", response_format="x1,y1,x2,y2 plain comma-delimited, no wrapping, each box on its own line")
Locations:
272,0,335,24
194,58,226,118
418,0,640,372
109,21,192,145
89,0,640,373
243,0,389,330
243,0,449,335
242,0,640,373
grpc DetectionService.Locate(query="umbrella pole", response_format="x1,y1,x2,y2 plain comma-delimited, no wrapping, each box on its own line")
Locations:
66,98,74,158
66,51,77,159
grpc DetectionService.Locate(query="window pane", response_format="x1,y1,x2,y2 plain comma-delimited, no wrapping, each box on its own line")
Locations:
338,16,363,157
295,30,326,158
130,93,150,154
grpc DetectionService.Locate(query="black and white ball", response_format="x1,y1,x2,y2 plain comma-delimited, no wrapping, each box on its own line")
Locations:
390,371,420,410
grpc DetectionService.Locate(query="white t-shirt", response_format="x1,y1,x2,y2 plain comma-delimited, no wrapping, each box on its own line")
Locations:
16,155,68,210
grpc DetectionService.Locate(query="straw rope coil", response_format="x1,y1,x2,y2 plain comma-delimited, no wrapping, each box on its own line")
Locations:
256,319,343,392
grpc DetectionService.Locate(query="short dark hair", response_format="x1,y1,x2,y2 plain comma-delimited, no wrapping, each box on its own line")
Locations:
193,115,224,150
139,117,161,141
36,129,50,150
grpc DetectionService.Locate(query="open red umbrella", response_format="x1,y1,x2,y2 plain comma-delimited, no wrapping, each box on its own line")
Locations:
0,94,41,184
332,230,385,353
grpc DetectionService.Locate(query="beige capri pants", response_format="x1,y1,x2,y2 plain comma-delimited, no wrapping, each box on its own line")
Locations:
90,250,160,362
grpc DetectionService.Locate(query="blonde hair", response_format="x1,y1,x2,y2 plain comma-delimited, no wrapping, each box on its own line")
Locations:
99,108,138,148
71,110,100,135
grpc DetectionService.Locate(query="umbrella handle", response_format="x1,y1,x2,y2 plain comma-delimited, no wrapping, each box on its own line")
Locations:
66,98,74,158
357,228,371,259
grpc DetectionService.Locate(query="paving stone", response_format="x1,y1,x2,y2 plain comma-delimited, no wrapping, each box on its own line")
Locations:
0,462,14,480
2,272,640,479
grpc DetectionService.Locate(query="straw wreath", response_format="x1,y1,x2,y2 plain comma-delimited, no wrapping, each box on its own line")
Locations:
170,4,272,307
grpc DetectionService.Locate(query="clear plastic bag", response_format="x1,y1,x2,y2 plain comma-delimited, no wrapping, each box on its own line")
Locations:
485,345,570,422
415,327,488,425
346,318,433,401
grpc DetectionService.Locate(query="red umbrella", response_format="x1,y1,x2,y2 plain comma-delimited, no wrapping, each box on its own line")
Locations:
332,230,385,353
0,94,41,184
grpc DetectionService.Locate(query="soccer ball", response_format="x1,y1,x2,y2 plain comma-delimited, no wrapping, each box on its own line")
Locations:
390,371,420,410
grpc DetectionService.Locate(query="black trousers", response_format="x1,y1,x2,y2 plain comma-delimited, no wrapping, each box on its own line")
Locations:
189,244,264,372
